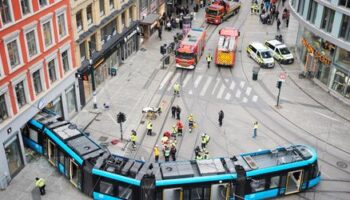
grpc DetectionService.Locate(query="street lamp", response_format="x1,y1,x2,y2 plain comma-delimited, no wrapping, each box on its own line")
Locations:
89,57,97,109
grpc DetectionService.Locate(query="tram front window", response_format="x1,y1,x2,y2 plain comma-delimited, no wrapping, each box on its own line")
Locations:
176,52,194,60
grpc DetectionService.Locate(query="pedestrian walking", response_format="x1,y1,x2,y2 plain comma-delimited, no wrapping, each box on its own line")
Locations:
164,147,170,161
275,10,279,20
218,110,224,126
171,105,177,118
176,105,181,120
286,16,290,28
206,54,212,68
173,83,180,97
194,146,201,157
35,177,46,195
277,18,281,31
130,130,137,149
170,145,177,161
176,120,183,136
158,26,162,40
147,121,153,136
253,121,258,138
154,145,160,162
171,125,178,140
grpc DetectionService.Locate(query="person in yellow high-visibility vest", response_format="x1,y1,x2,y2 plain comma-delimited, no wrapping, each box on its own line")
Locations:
130,130,137,149
206,54,212,68
147,121,153,136
154,145,160,162
173,83,180,97
35,177,46,195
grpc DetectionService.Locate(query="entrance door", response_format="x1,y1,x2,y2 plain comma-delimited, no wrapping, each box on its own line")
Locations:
211,183,230,200
285,170,303,195
163,188,183,200
48,140,56,166
304,53,315,73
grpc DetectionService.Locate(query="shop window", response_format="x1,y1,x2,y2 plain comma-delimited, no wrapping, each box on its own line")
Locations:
0,0,12,24
250,178,266,192
321,7,335,33
66,85,77,115
332,70,347,94
15,81,28,109
339,15,350,41
315,61,330,85
335,47,350,70
5,135,24,177
87,4,93,26
0,93,9,123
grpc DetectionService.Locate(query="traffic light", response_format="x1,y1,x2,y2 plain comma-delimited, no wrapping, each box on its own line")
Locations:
117,112,126,123
276,80,282,89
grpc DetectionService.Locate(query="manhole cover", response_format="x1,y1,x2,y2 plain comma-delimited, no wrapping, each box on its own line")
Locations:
98,136,108,142
337,161,348,169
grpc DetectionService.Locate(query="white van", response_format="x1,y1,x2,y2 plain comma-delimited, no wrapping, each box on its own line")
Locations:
247,42,275,68
265,40,294,64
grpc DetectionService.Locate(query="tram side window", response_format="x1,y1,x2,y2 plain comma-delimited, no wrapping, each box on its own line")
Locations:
269,176,280,189
99,179,116,196
250,178,266,192
312,162,319,178
119,184,132,200
190,187,210,200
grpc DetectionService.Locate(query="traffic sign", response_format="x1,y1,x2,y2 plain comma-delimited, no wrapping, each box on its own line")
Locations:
279,72,286,82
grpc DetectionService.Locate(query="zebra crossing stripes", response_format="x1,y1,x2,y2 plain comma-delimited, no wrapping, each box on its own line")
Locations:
159,72,172,90
167,73,181,91
217,85,226,99
182,73,192,87
242,97,248,103
211,78,220,95
225,93,231,100
240,81,245,88
194,75,203,88
245,87,252,96
252,95,258,102
235,90,241,98
200,77,213,96
229,82,236,90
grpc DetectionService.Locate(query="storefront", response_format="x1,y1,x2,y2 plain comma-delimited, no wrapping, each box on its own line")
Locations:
77,24,140,107
3,134,24,178
296,25,350,100
140,13,160,39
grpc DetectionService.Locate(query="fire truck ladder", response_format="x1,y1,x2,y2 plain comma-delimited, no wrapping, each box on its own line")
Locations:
218,36,235,51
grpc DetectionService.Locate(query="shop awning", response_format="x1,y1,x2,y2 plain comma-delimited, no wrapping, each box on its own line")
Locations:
140,13,159,25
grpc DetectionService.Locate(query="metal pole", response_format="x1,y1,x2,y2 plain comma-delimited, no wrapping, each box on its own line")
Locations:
276,87,281,107
89,58,97,109
120,122,123,141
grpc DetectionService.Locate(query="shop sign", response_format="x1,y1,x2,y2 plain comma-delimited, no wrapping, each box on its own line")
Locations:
301,38,331,65
124,29,138,42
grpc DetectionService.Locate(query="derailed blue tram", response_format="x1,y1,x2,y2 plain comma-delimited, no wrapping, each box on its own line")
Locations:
23,111,321,200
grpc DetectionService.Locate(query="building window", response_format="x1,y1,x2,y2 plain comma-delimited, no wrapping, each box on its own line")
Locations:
66,86,77,115
15,81,27,108
57,12,67,39
25,30,38,58
321,7,335,33
306,1,317,24
20,0,31,16
87,4,93,26
0,0,12,24
80,42,86,61
335,47,350,70
297,0,305,14
339,15,350,41
6,39,22,69
32,70,43,95
0,93,9,122
76,10,83,33
99,0,105,16
38,0,48,7
109,0,114,10
61,50,70,73
339,0,350,8
42,20,54,48
89,34,96,53
101,20,116,42
332,69,349,97
48,59,57,83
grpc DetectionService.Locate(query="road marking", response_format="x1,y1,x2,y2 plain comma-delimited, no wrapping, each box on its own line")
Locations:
313,111,339,122
182,73,193,87
252,95,258,102
229,81,236,90
225,78,229,82
159,72,172,90
211,78,220,95
235,90,241,98
188,90,193,95
167,73,181,91
194,75,203,88
243,97,248,103
225,93,231,100
245,87,252,96
200,77,213,96
217,84,226,99
240,81,245,88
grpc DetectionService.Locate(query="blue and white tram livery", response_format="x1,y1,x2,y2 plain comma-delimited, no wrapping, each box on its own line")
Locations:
23,111,321,200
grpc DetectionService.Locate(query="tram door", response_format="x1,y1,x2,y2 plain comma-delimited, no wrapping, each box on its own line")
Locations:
70,159,80,188
163,188,183,200
48,140,56,166
285,170,303,195
210,183,230,200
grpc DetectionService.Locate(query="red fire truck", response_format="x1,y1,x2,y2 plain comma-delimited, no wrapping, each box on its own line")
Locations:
205,0,241,24
215,27,240,67
175,28,206,69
